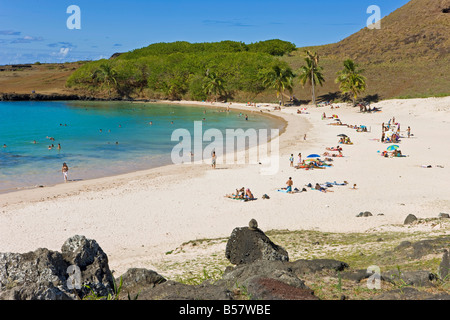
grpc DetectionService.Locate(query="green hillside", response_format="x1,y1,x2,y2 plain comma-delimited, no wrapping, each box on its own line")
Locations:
66,0,450,103
66,40,297,101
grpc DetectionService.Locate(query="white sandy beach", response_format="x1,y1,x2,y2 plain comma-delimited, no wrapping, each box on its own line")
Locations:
1,96,449,276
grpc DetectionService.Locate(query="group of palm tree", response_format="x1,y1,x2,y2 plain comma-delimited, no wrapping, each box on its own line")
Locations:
264,50,367,106
91,49,367,105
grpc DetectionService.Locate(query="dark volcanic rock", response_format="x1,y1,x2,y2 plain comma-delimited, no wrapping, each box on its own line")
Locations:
137,280,234,300
0,248,71,300
225,222,289,265
356,211,373,217
0,93,83,101
61,235,115,297
439,249,449,280
289,259,349,275
0,235,115,300
404,214,418,224
221,260,308,290
117,268,166,299
245,277,318,300
373,287,450,300
119,268,166,289
392,237,450,260
382,270,438,287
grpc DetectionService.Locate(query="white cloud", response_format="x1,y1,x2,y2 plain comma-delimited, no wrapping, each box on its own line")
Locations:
60,47,70,57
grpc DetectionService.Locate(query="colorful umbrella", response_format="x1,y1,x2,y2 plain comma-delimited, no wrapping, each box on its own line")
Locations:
387,145,399,151
307,154,321,158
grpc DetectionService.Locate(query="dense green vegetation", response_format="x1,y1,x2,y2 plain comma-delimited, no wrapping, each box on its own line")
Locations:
66,40,299,101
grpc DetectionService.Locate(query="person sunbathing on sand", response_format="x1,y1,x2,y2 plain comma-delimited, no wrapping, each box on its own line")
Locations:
326,146,342,151
236,187,245,198
315,183,333,193
226,187,245,199
245,188,255,200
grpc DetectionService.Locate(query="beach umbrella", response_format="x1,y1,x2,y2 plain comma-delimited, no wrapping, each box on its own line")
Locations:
337,134,347,137
307,154,321,158
387,145,399,151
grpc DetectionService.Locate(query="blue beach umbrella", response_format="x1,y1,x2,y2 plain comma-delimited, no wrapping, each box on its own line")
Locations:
387,145,399,151
307,154,321,158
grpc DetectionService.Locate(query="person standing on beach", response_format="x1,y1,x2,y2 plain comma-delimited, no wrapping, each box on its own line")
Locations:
62,162,69,182
211,151,216,169
407,126,411,138
289,154,294,167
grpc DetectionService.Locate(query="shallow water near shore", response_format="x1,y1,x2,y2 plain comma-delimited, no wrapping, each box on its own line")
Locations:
0,101,285,193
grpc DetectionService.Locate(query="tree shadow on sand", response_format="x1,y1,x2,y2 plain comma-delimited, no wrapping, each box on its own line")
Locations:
317,92,342,103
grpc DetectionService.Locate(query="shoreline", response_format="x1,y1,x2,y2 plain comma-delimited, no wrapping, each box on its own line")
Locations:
1,96,449,277
0,99,289,197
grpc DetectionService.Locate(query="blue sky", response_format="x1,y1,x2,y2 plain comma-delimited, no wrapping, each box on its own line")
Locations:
0,0,410,65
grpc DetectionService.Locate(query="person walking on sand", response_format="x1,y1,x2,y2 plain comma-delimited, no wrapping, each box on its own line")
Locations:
62,162,69,182
289,154,294,167
211,151,216,169
407,126,411,138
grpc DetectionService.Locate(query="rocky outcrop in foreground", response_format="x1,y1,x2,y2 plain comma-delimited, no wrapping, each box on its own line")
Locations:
0,221,449,300
0,235,114,300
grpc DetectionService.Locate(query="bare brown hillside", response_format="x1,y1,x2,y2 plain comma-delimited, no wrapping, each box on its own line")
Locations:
0,63,83,95
321,0,450,62
278,0,450,102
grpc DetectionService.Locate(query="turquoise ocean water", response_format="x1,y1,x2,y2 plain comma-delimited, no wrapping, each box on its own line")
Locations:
0,101,284,193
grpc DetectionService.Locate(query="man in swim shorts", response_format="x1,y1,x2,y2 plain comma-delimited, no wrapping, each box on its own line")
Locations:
286,177,293,192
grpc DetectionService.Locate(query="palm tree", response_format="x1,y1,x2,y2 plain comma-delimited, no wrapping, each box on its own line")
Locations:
335,59,367,105
297,50,324,106
203,71,226,102
93,62,118,99
262,65,295,106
